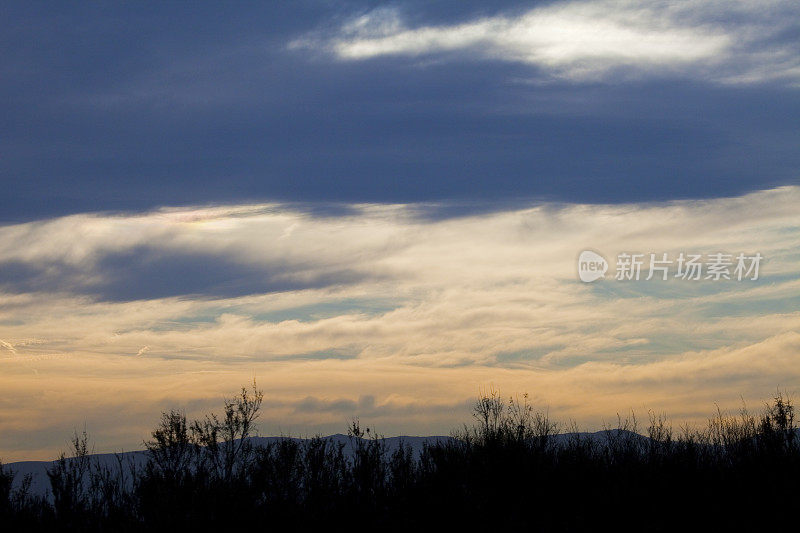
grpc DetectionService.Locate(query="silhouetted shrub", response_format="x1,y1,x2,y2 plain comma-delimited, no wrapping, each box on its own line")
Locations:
2,385,798,531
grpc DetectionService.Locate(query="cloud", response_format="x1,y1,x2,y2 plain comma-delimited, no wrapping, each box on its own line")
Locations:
0,339,17,355
3,1,798,225
0,187,799,459
0,206,388,301
295,0,800,84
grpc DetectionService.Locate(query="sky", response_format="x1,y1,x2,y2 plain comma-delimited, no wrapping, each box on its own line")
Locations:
1,0,799,461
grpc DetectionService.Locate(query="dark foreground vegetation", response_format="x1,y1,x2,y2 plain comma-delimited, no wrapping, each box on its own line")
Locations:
2,384,799,532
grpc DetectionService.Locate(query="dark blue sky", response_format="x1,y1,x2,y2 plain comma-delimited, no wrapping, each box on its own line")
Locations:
2,0,798,222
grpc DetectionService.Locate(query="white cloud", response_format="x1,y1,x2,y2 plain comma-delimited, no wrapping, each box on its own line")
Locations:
293,0,800,84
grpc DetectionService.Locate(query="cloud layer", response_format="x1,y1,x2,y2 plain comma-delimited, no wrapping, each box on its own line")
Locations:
299,0,800,84
3,1,798,221
1,187,799,460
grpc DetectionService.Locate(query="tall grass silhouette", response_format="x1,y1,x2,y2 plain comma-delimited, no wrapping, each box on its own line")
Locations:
1,383,798,531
